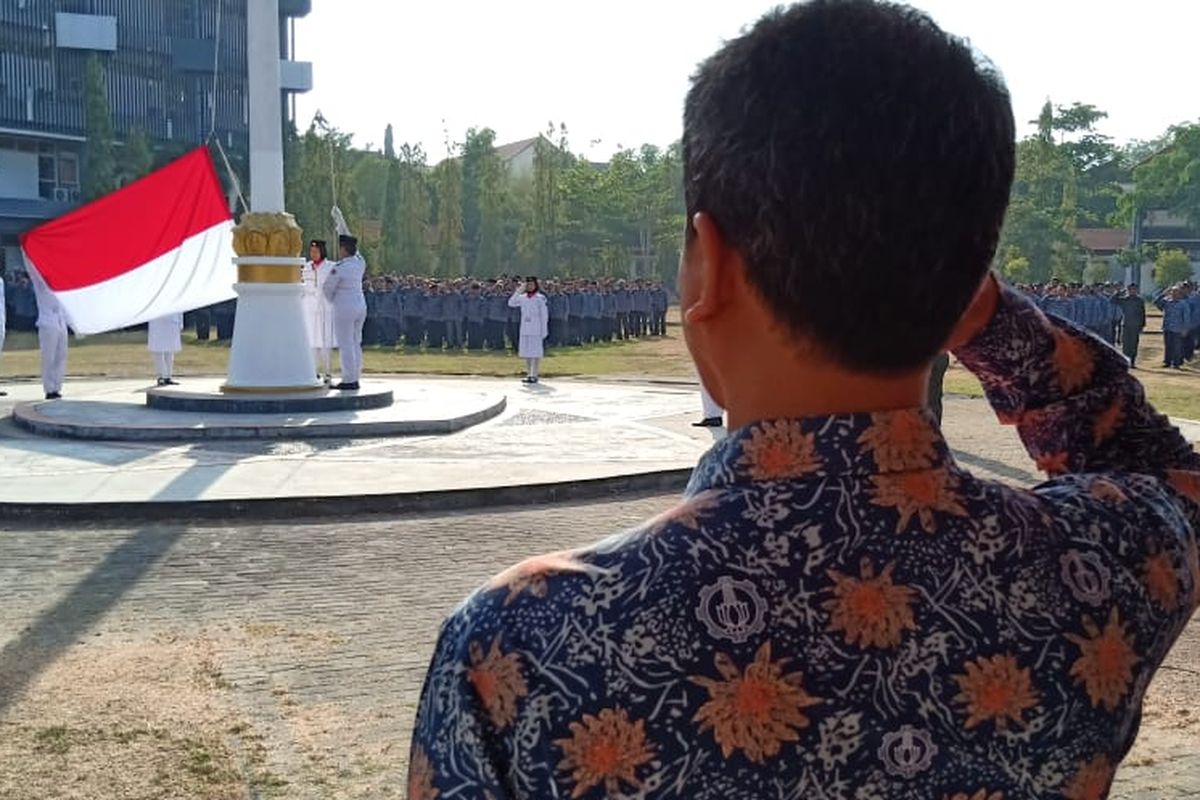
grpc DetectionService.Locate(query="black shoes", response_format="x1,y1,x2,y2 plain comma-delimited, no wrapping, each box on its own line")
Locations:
156,378,179,387
522,376,540,384
333,382,360,391
44,392,62,400
692,416,723,428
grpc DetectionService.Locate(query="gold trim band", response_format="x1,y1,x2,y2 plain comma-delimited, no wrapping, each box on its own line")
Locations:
237,263,302,284
220,383,324,395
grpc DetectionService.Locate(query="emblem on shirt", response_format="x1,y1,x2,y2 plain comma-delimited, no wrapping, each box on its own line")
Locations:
696,577,767,643
878,725,938,778
1059,550,1110,606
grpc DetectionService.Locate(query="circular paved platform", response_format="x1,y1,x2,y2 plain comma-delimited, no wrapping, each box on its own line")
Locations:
11,379,503,441
0,376,717,520
3,375,1198,523
146,383,395,414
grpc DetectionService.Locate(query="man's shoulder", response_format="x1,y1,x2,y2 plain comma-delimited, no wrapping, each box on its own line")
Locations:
448,508,714,634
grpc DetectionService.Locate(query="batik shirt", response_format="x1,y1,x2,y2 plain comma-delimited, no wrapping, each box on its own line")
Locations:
409,286,1200,800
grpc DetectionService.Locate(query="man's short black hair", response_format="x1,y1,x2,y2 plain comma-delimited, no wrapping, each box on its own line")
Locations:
683,0,1015,372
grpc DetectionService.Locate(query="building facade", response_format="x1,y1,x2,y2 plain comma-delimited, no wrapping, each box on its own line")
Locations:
0,0,312,267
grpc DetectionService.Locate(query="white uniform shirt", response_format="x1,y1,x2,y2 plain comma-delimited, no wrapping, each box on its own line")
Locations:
302,259,336,348
508,290,549,339
147,312,184,354
29,268,68,330
322,253,368,311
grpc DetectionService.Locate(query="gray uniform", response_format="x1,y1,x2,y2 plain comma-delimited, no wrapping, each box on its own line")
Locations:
444,290,465,349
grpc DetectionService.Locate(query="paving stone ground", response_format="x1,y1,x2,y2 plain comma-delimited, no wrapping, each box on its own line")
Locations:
0,397,1197,799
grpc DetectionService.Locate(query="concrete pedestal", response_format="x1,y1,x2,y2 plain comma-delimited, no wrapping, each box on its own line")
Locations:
224,258,320,392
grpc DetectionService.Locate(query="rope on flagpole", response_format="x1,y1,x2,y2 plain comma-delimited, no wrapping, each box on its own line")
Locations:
204,0,247,214
208,0,222,141
313,113,343,242
213,136,249,214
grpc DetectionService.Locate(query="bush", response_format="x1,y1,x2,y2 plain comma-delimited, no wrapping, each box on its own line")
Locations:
1155,248,1194,287
1083,260,1112,285
1002,256,1031,283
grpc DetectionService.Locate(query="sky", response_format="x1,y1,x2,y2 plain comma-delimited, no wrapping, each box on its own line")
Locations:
294,0,1199,161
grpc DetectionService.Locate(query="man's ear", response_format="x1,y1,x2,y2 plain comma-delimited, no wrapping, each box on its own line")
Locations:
683,212,733,325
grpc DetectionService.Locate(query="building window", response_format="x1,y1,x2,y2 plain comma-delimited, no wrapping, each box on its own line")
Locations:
38,153,57,199
59,153,79,187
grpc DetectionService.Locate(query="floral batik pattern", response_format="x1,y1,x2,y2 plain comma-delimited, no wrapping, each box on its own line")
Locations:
409,285,1199,798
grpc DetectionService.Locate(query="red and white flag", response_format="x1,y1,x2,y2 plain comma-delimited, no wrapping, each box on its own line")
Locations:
20,146,236,335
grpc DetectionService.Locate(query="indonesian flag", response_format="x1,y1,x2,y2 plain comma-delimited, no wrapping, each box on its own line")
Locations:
20,147,236,335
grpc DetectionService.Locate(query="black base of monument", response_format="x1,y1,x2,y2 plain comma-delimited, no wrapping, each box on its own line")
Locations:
146,384,394,414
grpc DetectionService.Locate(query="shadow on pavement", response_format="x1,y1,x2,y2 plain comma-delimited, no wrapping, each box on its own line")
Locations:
0,524,186,716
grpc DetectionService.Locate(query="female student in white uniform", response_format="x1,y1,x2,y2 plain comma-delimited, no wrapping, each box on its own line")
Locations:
507,276,549,384
301,238,336,383
147,312,183,386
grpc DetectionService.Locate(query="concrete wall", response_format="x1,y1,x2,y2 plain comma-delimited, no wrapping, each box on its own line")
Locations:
506,147,536,180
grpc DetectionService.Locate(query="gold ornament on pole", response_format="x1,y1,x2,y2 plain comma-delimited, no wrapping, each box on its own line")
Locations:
231,211,304,284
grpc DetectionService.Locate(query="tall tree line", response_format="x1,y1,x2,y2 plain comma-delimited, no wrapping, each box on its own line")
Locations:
998,99,1200,285
282,119,685,279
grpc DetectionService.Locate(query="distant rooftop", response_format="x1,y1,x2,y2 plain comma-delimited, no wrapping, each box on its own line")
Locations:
494,137,542,162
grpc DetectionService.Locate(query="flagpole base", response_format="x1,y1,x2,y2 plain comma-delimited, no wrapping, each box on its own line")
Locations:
224,210,320,393
224,269,321,393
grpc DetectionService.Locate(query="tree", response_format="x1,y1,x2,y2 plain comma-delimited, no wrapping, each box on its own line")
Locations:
1128,123,1200,229
348,150,390,239
118,128,154,186
284,117,361,253
1155,248,1193,288
477,144,504,275
433,145,464,276
82,55,116,200
1049,103,1122,226
528,122,569,268
460,128,503,273
381,143,431,274
997,200,1075,283
383,124,395,160
1000,254,1032,283
998,103,1096,281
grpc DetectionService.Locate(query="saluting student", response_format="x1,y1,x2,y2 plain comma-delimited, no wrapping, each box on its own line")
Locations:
1113,283,1146,368
147,312,183,386
508,276,549,383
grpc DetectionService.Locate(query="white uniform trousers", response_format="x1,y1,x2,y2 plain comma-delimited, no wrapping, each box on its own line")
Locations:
152,351,175,380
38,322,68,394
334,305,367,383
700,381,724,420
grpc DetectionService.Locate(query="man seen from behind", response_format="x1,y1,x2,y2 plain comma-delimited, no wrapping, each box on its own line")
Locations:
408,2,1200,798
